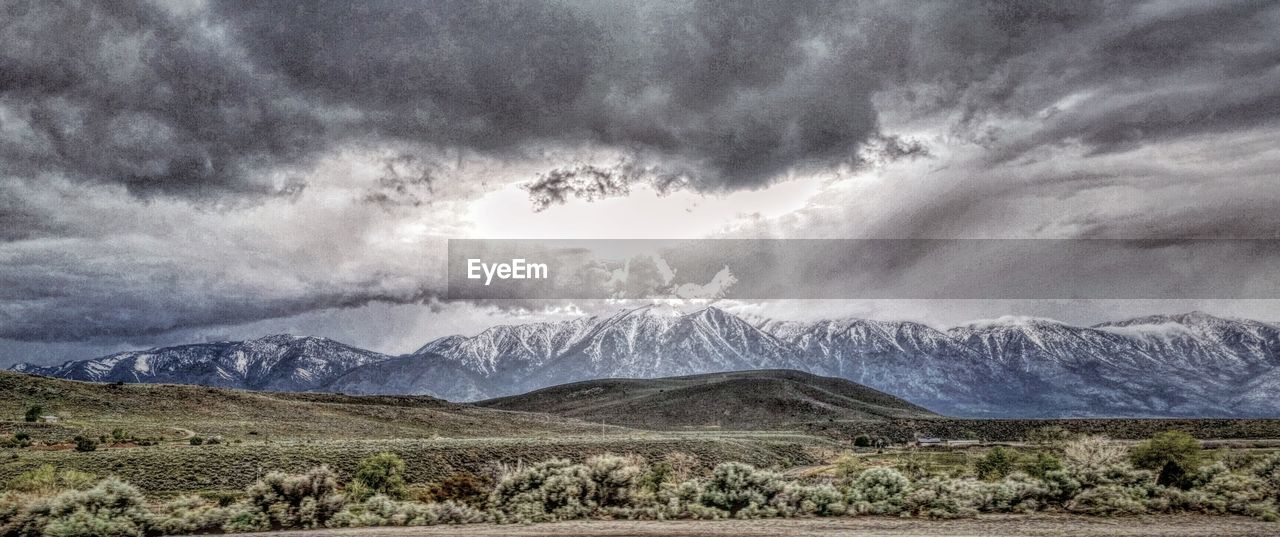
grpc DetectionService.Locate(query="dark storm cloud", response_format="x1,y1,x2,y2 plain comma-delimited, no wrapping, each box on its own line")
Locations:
5,1,1277,200
1,0,896,201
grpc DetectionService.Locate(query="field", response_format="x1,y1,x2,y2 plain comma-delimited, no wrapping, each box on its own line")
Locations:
0,433,826,494
0,371,607,443
222,515,1280,537
7,371,1280,535
806,418,1280,443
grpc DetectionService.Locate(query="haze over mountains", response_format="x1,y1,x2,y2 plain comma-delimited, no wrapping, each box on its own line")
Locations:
12,307,1280,418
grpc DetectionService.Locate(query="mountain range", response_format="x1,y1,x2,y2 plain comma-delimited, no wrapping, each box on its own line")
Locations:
12,307,1280,418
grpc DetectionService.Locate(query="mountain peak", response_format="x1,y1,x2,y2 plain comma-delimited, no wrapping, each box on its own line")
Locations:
1095,311,1236,329
957,315,1071,331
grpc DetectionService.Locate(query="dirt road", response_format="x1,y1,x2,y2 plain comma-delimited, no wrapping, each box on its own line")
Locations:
226,514,1278,537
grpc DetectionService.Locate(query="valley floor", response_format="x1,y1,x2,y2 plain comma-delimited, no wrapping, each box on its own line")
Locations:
225,514,1279,537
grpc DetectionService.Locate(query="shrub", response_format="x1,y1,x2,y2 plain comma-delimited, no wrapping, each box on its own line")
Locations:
150,496,229,535
488,459,597,521
330,496,488,528
352,452,408,501
40,478,152,537
1038,470,1082,503
902,476,984,518
661,452,700,483
1198,471,1272,516
1251,451,1280,491
847,467,910,514
1020,451,1064,479
1130,431,1203,488
241,465,345,529
413,473,491,507
695,462,787,518
1,432,31,449
1067,484,1149,516
72,437,97,453
853,435,872,448
6,465,98,496
23,406,42,423
220,501,270,533
894,451,928,480
775,483,845,516
986,473,1049,513
832,452,862,481
975,447,1018,481
488,455,647,522
1062,435,1127,475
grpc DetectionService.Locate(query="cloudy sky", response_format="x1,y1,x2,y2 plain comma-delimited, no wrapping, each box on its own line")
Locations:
3,0,1280,367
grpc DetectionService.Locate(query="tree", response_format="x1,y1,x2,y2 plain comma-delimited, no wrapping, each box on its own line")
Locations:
1130,430,1202,488
853,435,872,448
73,435,98,452
24,405,43,422
974,447,1018,480
352,452,407,499
1062,435,1127,473
1020,451,1064,479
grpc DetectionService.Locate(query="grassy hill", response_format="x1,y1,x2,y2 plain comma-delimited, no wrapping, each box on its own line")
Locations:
0,371,832,493
476,369,939,429
0,370,603,443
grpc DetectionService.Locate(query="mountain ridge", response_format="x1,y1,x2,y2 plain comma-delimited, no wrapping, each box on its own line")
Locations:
12,308,1280,418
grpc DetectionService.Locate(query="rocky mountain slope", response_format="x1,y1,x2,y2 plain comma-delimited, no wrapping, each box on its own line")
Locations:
13,308,1280,418
12,334,391,392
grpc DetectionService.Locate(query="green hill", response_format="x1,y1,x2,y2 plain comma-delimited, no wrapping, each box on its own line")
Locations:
0,370,598,443
476,369,939,429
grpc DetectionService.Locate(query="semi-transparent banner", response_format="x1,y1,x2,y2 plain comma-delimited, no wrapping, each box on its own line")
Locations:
446,239,1280,299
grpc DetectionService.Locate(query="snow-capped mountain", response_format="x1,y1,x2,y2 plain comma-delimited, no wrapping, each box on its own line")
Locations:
12,309,1280,418
13,334,391,392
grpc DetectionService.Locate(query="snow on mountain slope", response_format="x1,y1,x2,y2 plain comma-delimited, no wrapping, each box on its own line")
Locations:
13,309,1280,418
13,335,391,392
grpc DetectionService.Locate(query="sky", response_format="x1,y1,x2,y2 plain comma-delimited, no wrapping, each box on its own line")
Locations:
3,0,1280,366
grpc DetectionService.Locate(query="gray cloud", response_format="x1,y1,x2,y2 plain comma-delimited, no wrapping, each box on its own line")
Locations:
2,0,1280,346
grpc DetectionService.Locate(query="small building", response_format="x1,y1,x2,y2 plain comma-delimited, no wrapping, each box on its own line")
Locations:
946,439,980,446
40,415,59,423
916,437,942,446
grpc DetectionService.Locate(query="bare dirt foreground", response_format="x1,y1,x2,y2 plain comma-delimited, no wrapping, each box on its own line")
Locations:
226,514,1278,537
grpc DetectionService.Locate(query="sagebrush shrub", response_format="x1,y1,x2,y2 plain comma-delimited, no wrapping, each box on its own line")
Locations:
1067,484,1149,516
847,467,910,514
902,476,984,518
489,459,591,521
695,462,786,518
150,495,228,535
40,478,152,537
775,483,845,516
328,494,432,527
241,465,345,529
5,465,97,497
584,454,645,508
1062,435,1127,476
414,473,491,506
986,473,1048,513
1198,471,1273,516
351,452,408,501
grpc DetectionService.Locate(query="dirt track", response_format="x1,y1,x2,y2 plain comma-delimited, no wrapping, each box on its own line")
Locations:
226,514,1279,537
